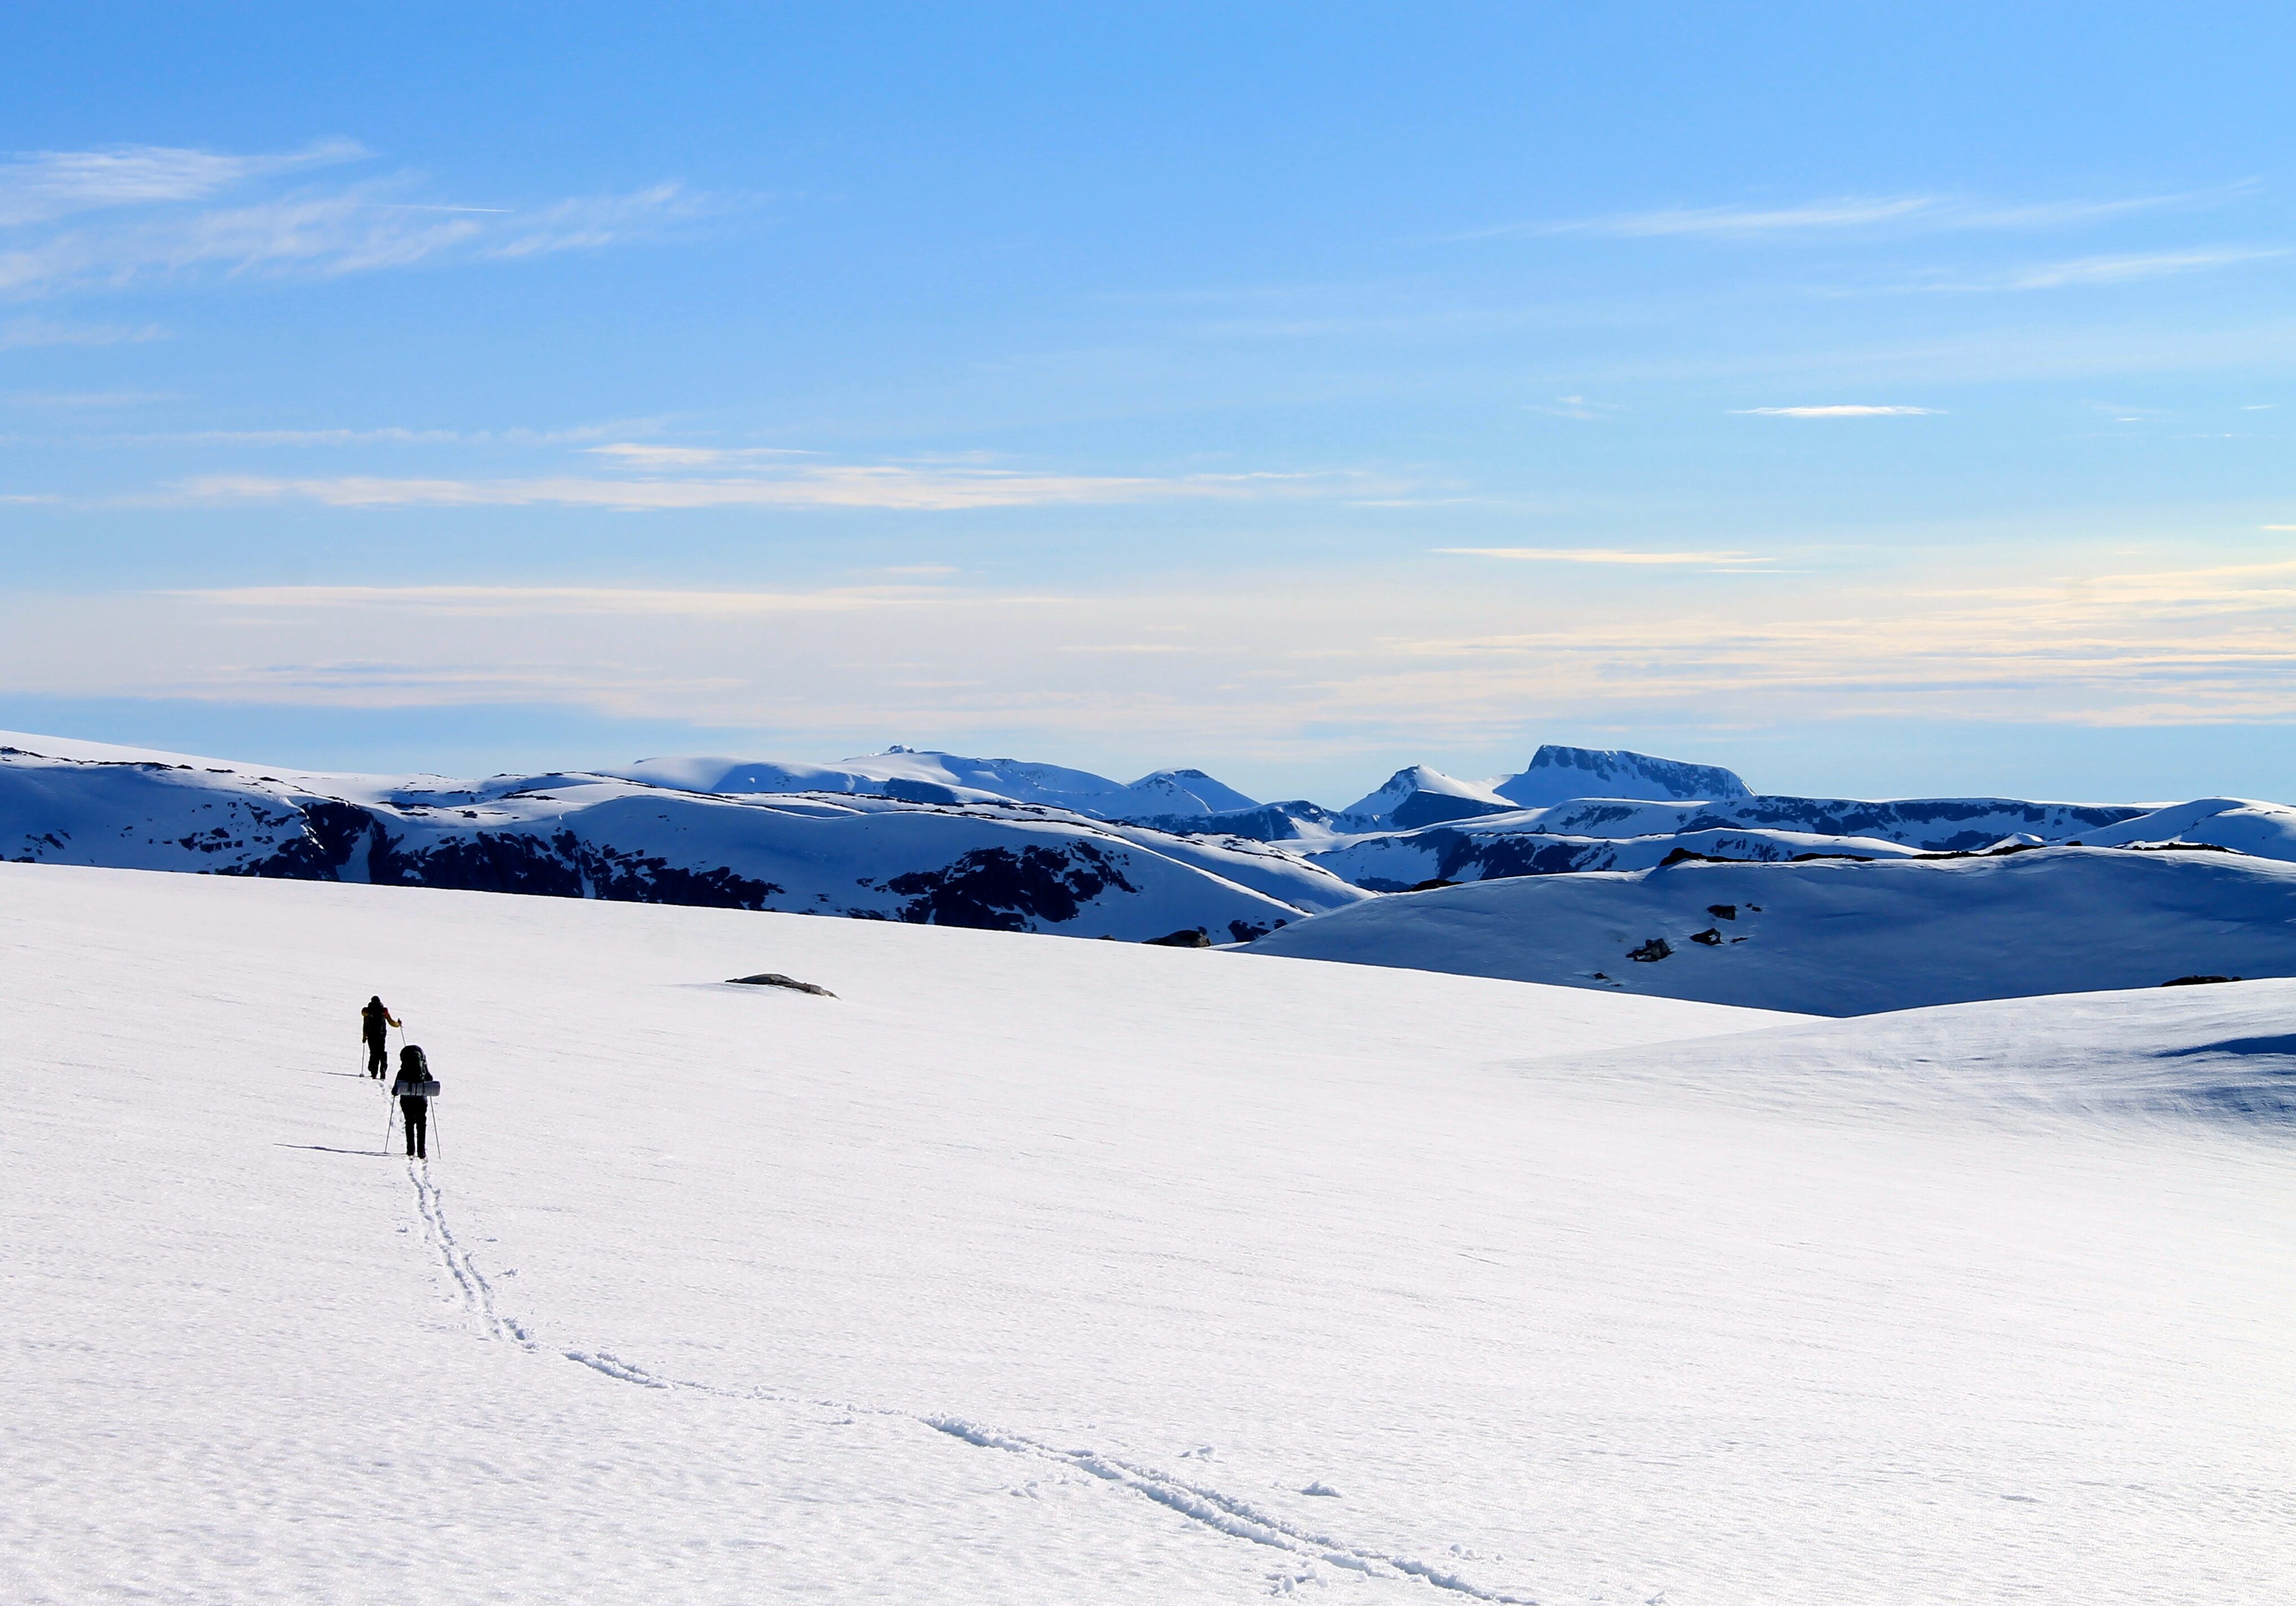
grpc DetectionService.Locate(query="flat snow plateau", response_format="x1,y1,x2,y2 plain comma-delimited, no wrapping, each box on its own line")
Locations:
5,863,2293,1604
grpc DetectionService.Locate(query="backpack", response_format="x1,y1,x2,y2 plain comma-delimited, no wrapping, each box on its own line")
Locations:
398,1046,440,1098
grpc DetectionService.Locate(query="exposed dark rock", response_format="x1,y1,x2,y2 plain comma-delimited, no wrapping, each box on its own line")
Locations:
1627,937,1672,963
1146,927,1212,948
1226,918,1283,944
886,841,1135,930
1707,903,1737,920
1689,928,1723,946
726,973,837,997
2162,974,2241,987
1408,878,1458,892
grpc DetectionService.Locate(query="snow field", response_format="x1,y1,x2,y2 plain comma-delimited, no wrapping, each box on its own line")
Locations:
5,861,2293,1603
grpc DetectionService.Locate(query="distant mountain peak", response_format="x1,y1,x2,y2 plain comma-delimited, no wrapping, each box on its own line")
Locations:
1496,745,1752,808
1340,765,1514,830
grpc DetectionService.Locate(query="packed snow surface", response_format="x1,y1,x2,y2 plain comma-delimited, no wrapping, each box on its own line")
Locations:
8,862,2294,1603
1253,845,2296,1014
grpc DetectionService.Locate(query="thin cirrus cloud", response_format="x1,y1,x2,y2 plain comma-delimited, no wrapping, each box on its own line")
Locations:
0,139,365,226
584,443,819,467
0,140,713,297
175,460,1362,513
1927,246,2286,293
175,584,959,617
1733,405,1941,418
1451,184,2246,244
1436,546,1772,567
69,555,2296,735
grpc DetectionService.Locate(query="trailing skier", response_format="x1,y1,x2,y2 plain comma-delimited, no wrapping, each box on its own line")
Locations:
360,996,401,1078
391,1044,439,1160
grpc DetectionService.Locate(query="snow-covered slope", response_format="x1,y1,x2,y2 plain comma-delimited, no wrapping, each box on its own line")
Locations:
1252,845,2296,1014
1491,743,1752,808
7,862,2293,1604
1312,820,1925,890
0,732,1363,939
1297,791,2296,888
615,748,1259,821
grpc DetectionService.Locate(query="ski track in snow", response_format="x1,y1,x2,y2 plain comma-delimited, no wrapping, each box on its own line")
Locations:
402,1154,1536,1603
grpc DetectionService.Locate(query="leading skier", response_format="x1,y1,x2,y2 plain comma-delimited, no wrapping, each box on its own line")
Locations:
360,995,401,1079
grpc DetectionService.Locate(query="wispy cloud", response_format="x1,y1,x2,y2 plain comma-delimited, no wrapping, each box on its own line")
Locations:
20,553,2296,743
0,141,718,297
116,420,661,448
584,442,818,467
0,140,364,226
175,462,1363,513
1926,246,2285,293
1732,405,1941,418
1456,185,2248,244
1468,195,1936,241
176,584,956,617
1437,547,1770,567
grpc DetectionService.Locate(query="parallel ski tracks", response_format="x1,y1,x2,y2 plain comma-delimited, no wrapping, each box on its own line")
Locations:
403,1160,1535,1603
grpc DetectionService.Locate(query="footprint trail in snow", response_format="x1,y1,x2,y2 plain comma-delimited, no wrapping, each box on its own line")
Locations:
402,1159,1537,1603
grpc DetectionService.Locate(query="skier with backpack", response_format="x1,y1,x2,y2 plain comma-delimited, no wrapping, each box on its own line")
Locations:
360,996,401,1078
390,1044,440,1159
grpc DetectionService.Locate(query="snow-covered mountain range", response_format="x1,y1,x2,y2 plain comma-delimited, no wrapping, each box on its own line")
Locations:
0,732,1363,943
9,727,2295,1010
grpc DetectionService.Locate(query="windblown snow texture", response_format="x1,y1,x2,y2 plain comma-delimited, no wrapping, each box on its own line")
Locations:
6,862,2293,1604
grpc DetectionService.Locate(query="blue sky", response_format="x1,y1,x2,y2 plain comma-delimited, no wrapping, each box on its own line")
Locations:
4,3,2293,804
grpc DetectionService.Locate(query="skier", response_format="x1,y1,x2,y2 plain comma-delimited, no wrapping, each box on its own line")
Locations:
360,995,401,1078
391,1044,436,1160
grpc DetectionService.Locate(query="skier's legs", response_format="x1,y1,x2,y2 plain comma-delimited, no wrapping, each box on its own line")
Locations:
411,1101,427,1160
367,1035,386,1076
401,1101,422,1158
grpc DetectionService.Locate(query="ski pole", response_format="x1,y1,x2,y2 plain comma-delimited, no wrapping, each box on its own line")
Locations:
383,1095,396,1157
